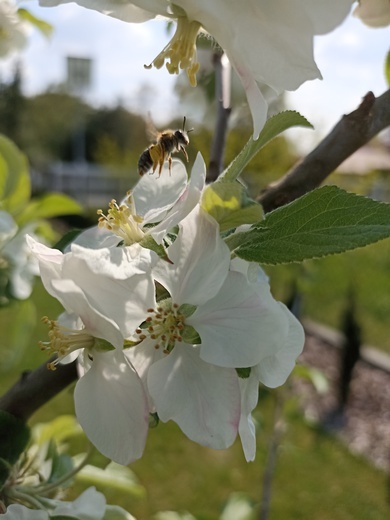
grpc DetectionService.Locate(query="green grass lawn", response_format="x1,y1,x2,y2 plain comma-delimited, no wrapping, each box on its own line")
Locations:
1,281,389,519
266,237,390,355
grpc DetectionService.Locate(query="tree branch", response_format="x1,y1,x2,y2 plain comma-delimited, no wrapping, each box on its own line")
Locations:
0,357,78,422
259,88,390,213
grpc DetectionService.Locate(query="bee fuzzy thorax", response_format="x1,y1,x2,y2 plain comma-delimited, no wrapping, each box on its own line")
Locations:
138,117,192,177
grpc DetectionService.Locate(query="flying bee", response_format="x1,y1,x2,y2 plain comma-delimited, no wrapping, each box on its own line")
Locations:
138,116,193,177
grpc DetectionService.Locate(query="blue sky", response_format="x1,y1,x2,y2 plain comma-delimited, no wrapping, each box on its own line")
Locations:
2,1,389,151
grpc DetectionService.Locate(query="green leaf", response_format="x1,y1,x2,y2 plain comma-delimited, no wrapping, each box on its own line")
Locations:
51,516,79,520
16,193,83,227
0,299,37,373
293,365,329,394
0,134,31,214
33,415,83,445
220,111,313,182
17,8,53,38
202,181,263,232
385,50,390,87
234,186,390,264
76,461,146,498
53,229,83,252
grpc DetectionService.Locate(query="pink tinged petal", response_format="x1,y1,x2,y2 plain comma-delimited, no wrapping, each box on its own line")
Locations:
133,160,188,224
74,350,149,465
147,344,240,449
254,303,305,388
51,278,125,349
190,271,289,368
151,153,206,244
153,206,230,305
238,374,260,462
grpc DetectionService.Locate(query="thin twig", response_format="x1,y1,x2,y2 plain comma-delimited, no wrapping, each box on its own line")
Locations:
258,391,285,520
207,51,232,182
0,356,78,421
259,88,390,213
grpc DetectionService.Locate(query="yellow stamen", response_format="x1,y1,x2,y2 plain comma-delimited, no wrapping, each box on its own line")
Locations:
97,191,145,245
145,17,201,87
39,316,95,370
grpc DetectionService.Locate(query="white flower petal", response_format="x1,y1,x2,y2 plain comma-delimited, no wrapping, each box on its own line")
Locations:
190,271,289,368
238,374,260,462
147,344,240,449
254,302,305,388
0,211,17,243
68,225,120,250
153,206,230,305
126,338,165,410
353,0,390,27
52,487,106,520
62,245,156,337
51,278,125,348
0,504,48,520
39,0,161,22
75,350,149,464
150,152,206,244
133,159,188,224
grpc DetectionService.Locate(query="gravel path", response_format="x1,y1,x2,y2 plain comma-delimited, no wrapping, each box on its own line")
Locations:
293,325,390,472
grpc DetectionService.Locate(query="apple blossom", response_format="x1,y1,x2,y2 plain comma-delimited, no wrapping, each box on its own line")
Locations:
94,153,205,247
28,237,154,463
127,205,304,457
0,213,40,300
353,0,390,26
39,0,353,137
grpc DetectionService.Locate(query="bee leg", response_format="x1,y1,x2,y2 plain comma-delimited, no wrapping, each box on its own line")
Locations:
149,144,160,175
181,147,189,162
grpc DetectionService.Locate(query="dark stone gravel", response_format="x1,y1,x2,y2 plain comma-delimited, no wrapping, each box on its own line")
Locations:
292,329,390,472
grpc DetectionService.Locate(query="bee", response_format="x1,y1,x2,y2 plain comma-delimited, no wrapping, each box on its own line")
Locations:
138,116,193,177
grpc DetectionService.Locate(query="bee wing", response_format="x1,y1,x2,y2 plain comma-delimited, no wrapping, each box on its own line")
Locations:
145,112,160,143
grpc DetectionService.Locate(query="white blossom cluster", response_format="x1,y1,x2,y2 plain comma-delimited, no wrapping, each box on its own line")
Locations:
0,210,40,302
0,1,27,57
29,156,305,464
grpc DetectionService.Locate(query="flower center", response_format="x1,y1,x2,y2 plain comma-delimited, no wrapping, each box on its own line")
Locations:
135,301,188,354
97,192,145,246
39,316,96,370
144,16,201,87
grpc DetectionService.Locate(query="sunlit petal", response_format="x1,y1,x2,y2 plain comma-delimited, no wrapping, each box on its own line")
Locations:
153,206,230,305
190,271,289,368
254,302,305,388
147,344,240,449
75,350,149,464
